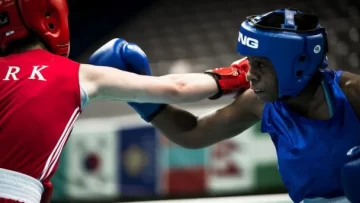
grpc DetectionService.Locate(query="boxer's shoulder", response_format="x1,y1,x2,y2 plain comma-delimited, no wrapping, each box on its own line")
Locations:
338,71,360,95
338,71,360,118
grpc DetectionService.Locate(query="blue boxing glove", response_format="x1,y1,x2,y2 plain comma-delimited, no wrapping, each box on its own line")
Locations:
88,38,166,122
341,146,360,203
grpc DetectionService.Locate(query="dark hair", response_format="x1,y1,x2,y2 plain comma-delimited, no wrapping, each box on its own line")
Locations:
0,32,43,56
256,8,319,31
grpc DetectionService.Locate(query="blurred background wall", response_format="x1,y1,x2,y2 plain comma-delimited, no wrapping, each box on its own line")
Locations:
51,0,360,202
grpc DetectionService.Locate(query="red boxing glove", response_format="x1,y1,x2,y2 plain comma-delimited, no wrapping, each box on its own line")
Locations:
205,57,250,99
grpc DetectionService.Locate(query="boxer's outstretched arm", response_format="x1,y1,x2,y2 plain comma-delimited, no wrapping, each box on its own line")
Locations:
151,89,263,148
79,64,218,103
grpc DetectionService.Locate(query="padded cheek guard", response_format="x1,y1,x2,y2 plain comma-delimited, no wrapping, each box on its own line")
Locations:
19,0,70,56
236,9,328,99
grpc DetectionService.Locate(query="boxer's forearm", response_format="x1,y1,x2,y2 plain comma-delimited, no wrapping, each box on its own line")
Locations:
157,73,218,103
151,105,235,149
80,64,218,103
151,105,200,148
103,72,218,103
150,92,260,149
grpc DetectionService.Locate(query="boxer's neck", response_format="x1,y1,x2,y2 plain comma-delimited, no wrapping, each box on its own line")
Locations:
18,42,47,53
5,37,48,56
286,84,323,110
284,75,330,119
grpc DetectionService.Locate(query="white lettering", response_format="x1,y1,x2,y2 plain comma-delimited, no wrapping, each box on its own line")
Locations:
28,65,48,81
3,66,20,80
238,32,259,49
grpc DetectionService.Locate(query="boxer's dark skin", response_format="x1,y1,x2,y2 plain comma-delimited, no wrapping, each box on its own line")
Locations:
150,56,360,149
150,12,360,149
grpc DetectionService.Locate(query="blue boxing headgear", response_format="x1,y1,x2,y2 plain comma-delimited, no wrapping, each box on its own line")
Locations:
237,9,328,99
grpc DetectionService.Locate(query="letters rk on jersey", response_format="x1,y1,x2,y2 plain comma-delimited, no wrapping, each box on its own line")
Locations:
2,65,48,81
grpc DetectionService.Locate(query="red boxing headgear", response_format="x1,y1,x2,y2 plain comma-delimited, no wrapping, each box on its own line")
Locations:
0,0,70,56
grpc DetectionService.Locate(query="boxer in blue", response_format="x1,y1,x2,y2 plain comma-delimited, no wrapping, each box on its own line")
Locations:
89,8,360,203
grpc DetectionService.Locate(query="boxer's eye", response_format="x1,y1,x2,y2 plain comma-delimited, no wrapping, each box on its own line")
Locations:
249,59,265,69
255,61,264,68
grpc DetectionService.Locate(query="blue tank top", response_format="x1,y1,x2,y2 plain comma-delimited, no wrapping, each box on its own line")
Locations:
261,70,360,203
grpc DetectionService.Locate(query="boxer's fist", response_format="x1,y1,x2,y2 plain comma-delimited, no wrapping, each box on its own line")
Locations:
88,38,151,75
205,57,250,99
342,146,360,203
88,38,166,122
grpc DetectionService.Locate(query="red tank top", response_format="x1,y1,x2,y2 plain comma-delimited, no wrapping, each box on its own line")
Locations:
0,49,82,183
